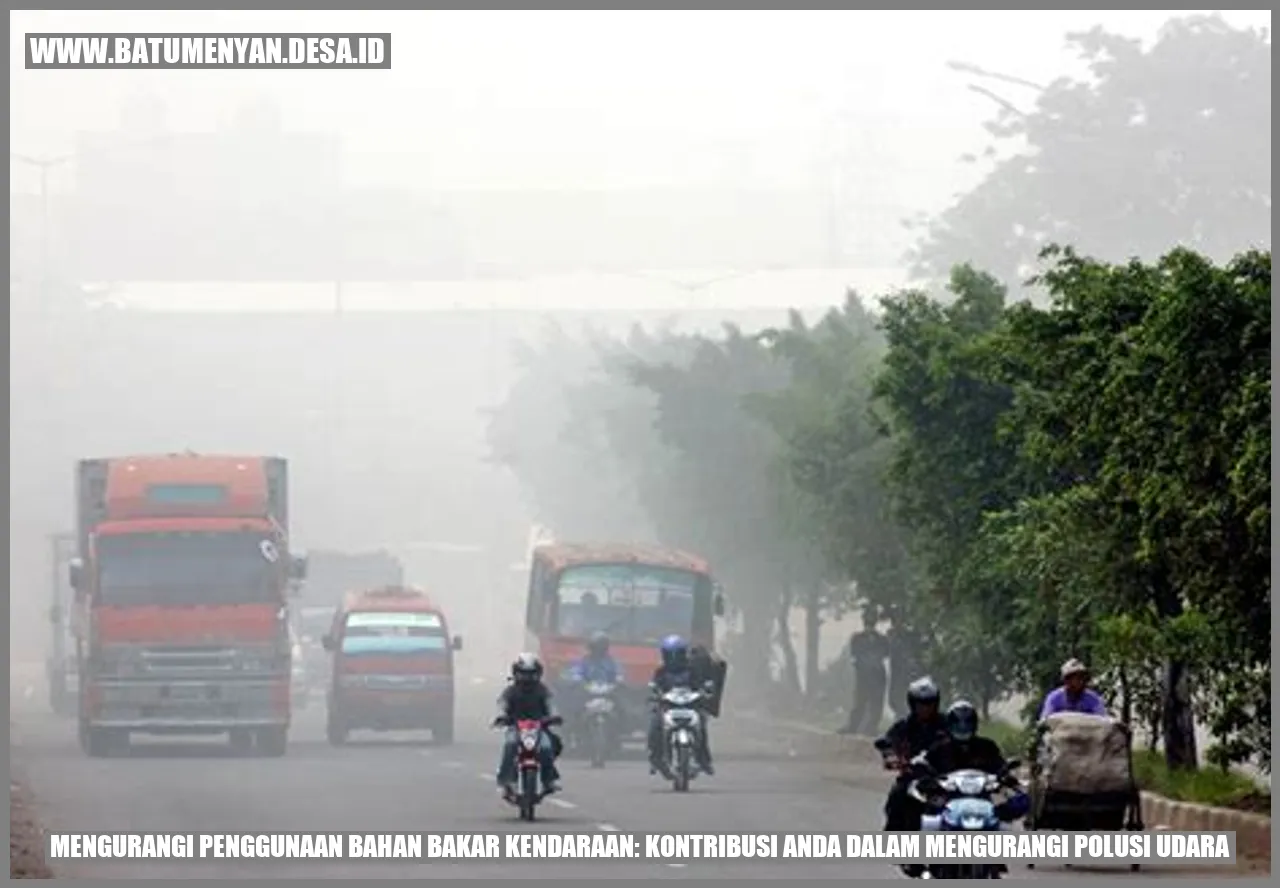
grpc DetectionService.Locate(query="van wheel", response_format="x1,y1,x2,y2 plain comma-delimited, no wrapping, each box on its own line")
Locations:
81,722,126,758
433,716,454,747
256,727,288,757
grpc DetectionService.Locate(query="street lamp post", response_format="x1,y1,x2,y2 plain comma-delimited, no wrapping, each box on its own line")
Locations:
10,152,75,310
12,135,170,311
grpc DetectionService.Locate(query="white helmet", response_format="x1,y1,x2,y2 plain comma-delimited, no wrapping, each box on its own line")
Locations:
1060,658,1089,680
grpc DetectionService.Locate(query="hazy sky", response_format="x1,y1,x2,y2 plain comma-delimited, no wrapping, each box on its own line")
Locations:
12,9,1271,204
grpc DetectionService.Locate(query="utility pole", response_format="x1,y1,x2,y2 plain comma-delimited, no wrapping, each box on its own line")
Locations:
10,152,75,311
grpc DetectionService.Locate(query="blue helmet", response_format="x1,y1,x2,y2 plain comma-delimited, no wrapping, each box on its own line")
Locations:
660,634,689,666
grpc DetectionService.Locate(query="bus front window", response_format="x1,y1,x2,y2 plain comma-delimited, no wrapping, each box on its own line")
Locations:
553,564,700,646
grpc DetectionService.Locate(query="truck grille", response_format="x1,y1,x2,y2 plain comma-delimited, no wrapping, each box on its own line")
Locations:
140,646,238,672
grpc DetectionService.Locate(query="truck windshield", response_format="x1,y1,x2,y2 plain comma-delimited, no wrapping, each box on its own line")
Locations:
341,611,448,656
96,531,280,607
553,563,700,646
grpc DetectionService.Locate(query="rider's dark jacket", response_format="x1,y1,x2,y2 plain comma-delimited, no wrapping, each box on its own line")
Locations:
649,664,697,694
875,714,949,760
923,735,1006,776
497,681,558,722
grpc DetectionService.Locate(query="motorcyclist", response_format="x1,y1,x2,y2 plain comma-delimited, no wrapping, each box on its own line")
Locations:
923,700,1008,777
915,701,1025,879
875,677,947,837
1039,659,1109,720
492,653,562,797
569,631,622,684
647,634,714,778
566,632,624,738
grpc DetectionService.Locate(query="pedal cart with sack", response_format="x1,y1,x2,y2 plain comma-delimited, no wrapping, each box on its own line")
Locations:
1025,712,1144,872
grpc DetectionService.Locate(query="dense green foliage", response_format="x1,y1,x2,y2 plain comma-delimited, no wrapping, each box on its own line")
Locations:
487,16,1270,774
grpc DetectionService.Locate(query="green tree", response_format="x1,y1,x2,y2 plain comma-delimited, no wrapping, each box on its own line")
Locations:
992,246,1271,770
871,266,1029,710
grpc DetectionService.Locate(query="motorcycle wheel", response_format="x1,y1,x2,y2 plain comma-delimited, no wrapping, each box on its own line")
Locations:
519,768,538,821
589,719,607,769
674,744,691,792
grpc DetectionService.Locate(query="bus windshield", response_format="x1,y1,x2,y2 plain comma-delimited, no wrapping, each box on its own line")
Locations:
552,563,702,646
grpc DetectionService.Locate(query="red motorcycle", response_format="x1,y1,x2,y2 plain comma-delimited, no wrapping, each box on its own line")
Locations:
496,715,561,821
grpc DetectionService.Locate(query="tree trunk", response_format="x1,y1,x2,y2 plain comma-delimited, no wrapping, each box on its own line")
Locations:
775,586,802,696
1153,571,1196,770
738,592,774,690
1162,659,1198,770
803,584,822,699
1118,666,1132,726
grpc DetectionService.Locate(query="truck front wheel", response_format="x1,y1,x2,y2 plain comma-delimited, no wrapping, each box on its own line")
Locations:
256,727,288,757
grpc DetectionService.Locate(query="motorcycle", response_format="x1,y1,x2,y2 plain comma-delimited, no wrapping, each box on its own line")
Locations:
495,715,562,822
653,681,713,792
580,680,619,768
908,755,1028,880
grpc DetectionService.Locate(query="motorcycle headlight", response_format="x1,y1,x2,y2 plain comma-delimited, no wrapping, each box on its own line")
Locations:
520,733,539,750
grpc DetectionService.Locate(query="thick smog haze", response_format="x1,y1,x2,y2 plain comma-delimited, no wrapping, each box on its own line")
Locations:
9,9,1271,879
13,9,1270,293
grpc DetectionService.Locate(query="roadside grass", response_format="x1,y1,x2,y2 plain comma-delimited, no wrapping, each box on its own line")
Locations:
1130,749,1270,815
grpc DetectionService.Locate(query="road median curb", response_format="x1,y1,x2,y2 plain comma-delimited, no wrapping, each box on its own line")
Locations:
1140,792,1270,860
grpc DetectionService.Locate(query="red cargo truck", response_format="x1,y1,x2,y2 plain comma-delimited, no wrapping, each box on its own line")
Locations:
69,453,306,757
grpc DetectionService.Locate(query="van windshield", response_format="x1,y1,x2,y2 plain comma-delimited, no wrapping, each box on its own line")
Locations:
341,611,448,656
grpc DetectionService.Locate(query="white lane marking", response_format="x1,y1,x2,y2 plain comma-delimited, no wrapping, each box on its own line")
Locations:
597,823,619,832
477,772,491,780
442,760,463,769
549,798,575,809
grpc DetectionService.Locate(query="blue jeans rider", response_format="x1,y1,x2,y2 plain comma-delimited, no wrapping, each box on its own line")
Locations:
493,653,562,794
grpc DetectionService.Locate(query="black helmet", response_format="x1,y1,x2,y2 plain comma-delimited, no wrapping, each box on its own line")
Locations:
945,700,979,742
588,631,610,657
512,652,542,686
906,676,940,709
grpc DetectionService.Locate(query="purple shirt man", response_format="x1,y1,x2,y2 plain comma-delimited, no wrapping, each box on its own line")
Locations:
1039,686,1108,720
1040,657,1109,721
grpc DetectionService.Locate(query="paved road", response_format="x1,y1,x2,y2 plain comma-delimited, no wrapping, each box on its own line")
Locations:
9,673,1234,880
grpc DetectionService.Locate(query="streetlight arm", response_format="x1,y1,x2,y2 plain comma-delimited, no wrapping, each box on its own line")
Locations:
9,152,76,168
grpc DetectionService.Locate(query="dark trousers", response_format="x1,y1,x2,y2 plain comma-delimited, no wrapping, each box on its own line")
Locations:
884,774,924,831
848,669,887,734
